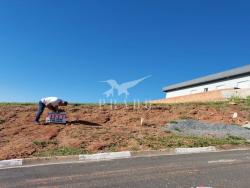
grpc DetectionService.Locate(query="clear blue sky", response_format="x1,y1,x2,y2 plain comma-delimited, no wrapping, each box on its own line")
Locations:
0,0,249,102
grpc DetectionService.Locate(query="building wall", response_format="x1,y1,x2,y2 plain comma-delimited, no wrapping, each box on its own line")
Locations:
152,88,250,104
166,75,250,98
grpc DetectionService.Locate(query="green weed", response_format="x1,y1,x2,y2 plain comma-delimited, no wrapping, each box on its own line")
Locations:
34,147,84,157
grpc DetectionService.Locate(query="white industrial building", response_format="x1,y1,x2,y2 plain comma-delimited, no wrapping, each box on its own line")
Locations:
163,65,250,98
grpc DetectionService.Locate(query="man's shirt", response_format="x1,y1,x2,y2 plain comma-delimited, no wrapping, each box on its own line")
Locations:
41,97,62,107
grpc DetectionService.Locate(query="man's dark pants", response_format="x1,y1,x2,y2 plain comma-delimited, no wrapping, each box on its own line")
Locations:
35,101,46,122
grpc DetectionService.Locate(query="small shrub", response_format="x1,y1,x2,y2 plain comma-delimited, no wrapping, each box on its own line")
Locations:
33,140,58,147
33,141,48,147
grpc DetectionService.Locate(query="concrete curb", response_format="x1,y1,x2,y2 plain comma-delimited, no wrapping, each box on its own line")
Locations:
175,146,216,154
79,151,131,161
23,155,79,166
1,146,250,169
0,159,23,168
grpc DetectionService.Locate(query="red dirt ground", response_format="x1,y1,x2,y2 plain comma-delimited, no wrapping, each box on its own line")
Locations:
0,103,249,160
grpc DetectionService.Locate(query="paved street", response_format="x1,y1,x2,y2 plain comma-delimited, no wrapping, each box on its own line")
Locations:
1,150,250,188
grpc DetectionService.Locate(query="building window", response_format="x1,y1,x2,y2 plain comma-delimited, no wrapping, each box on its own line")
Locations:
204,88,208,92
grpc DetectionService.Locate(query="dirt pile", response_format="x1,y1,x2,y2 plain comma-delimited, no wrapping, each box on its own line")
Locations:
0,103,249,160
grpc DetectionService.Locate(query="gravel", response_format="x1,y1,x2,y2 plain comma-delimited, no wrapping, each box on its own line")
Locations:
163,120,250,140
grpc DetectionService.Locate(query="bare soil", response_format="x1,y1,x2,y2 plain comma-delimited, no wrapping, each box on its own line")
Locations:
0,102,250,160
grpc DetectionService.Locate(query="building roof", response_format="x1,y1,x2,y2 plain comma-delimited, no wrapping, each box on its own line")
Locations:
163,64,250,92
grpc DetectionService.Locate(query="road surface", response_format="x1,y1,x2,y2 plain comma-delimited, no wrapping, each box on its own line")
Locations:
1,150,250,188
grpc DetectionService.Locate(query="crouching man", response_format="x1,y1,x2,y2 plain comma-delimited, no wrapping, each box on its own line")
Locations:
35,97,68,124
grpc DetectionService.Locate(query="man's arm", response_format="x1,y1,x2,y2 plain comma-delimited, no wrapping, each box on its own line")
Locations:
46,104,59,112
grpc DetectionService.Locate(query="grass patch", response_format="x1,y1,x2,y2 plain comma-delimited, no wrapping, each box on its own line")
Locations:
34,147,84,157
226,135,244,140
245,96,250,106
104,143,118,152
33,135,249,156
205,101,227,109
33,140,58,147
135,134,249,150
169,120,178,124
229,96,243,104
33,141,48,147
227,96,250,109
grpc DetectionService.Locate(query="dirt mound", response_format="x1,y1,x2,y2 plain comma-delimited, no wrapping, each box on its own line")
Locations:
0,103,249,160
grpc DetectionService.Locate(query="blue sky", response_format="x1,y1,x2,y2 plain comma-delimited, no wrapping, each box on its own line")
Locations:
0,0,249,102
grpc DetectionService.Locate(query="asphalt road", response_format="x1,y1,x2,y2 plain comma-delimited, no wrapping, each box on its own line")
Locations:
1,150,250,188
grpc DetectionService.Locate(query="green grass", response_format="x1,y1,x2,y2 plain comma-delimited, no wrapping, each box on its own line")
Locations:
245,96,250,106
1,98,250,108
174,128,181,132
0,102,99,106
152,101,229,110
229,96,243,104
34,147,84,157
152,98,250,110
226,96,250,109
33,140,58,147
169,120,178,124
32,134,249,157
205,101,227,109
0,102,35,106
135,134,249,150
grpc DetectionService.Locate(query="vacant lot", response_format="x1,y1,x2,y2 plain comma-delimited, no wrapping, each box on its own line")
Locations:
0,101,250,160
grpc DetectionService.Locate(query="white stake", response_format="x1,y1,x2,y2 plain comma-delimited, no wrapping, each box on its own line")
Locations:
141,118,144,126
232,112,238,119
